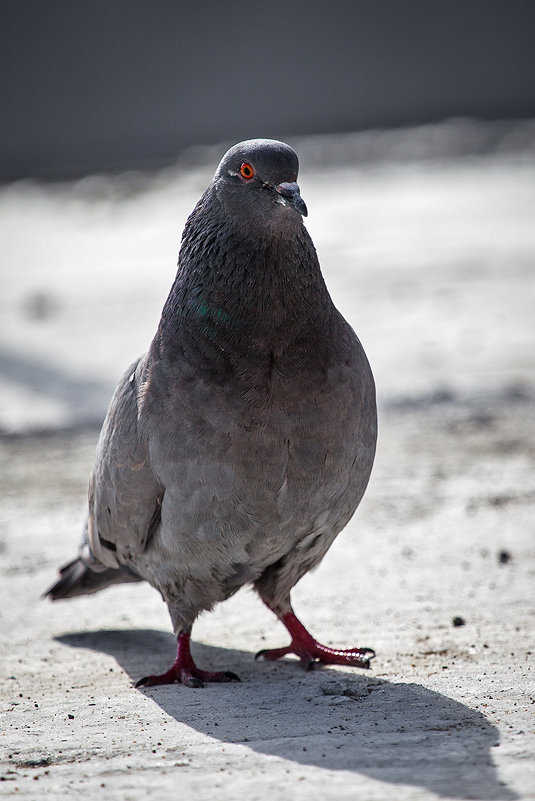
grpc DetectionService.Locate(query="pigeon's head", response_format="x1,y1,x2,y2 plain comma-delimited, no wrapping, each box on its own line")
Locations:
213,139,308,221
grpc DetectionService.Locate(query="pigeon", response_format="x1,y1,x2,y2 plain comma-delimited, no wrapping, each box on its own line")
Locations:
46,139,377,688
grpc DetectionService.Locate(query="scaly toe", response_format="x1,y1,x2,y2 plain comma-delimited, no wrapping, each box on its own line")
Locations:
135,673,178,688
254,646,292,662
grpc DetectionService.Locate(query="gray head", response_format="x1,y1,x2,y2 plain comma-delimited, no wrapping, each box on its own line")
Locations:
213,139,308,219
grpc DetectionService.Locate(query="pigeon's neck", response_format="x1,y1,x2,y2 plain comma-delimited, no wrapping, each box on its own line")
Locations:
157,193,336,377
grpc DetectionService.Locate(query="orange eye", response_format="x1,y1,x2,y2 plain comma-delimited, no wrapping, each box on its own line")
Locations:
240,162,254,180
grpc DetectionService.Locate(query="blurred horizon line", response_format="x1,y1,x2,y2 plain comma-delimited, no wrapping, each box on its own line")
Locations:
2,117,535,186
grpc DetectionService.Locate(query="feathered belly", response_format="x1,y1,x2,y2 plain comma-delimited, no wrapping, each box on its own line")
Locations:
141,394,375,594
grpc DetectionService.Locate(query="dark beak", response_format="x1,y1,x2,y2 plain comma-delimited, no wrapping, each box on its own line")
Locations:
275,181,308,217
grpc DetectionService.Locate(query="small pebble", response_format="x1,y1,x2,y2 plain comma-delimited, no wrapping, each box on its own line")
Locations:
452,616,466,627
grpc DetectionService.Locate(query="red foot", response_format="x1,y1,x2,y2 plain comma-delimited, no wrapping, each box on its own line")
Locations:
256,611,375,671
135,631,240,688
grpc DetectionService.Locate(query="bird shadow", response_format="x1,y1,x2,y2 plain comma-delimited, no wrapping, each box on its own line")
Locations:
57,628,516,800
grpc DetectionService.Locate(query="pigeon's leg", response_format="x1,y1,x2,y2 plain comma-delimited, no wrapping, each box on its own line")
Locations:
135,629,240,688
256,605,375,671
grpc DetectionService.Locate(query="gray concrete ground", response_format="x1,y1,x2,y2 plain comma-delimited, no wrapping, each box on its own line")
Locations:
1,127,534,799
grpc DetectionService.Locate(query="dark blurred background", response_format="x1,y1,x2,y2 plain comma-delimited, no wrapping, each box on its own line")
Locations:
2,0,535,179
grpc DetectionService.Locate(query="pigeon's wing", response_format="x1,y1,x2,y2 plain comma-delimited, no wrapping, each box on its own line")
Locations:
86,356,163,569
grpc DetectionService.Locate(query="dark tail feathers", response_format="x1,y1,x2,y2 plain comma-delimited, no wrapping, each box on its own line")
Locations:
44,556,142,601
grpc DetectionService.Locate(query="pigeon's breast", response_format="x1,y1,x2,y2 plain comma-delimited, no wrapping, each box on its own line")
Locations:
139,331,376,595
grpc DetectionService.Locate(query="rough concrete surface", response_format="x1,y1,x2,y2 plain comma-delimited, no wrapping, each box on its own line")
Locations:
1,127,534,799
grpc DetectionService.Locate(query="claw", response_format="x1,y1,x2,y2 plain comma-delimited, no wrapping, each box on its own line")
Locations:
182,673,204,689
223,671,241,682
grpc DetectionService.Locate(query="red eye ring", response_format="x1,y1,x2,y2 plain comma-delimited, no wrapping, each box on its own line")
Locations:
240,162,254,180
